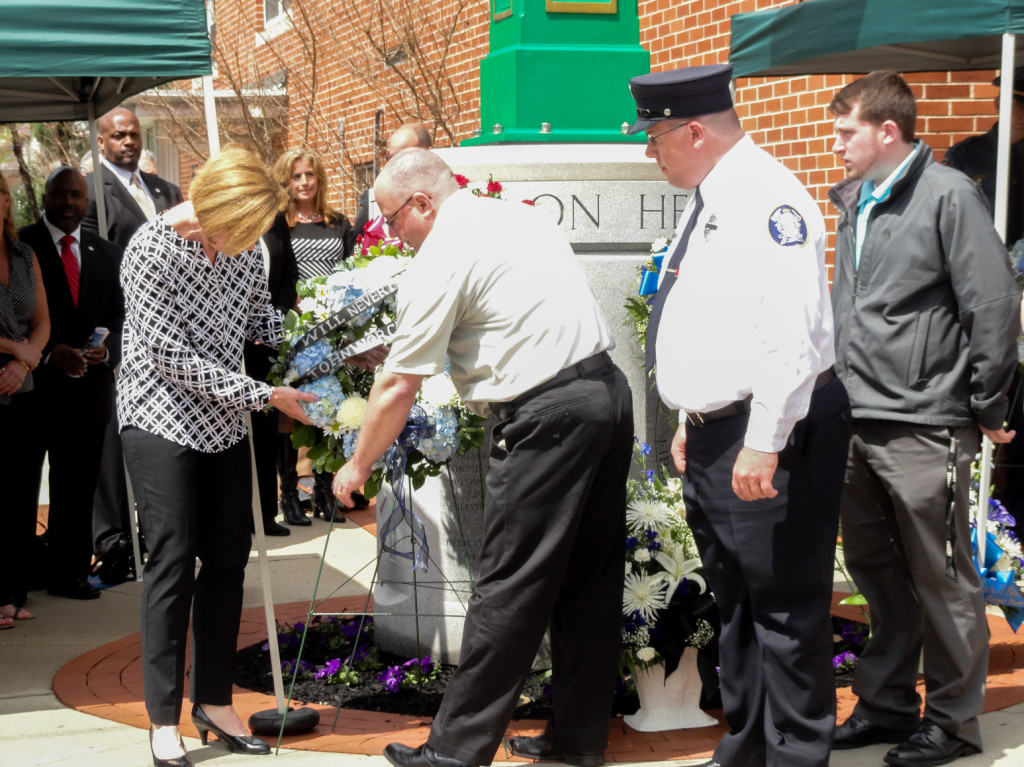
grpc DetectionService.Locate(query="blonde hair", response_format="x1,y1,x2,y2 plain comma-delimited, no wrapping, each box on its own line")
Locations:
190,145,287,256
273,147,338,227
0,174,18,242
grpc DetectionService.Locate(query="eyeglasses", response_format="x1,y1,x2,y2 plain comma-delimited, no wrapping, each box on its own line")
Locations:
646,121,692,147
384,195,416,229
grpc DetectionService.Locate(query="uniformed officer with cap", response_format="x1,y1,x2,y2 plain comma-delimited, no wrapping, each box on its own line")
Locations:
629,64,851,767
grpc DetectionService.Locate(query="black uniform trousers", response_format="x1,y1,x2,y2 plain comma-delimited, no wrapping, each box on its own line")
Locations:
427,364,634,766
683,377,850,767
122,426,253,724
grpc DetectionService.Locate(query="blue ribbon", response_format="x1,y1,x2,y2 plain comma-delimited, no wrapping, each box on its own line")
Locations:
971,528,1024,632
638,253,664,296
378,405,437,571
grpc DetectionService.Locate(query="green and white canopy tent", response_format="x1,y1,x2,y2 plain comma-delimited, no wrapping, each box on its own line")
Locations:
0,0,213,233
729,0,1024,562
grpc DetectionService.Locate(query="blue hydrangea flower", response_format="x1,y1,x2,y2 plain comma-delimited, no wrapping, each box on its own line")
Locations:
291,340,332,378
416,405,459,463
298,375,347,429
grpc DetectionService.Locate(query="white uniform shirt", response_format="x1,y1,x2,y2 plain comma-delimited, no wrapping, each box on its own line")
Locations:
654,134,836,453
384,190,615,416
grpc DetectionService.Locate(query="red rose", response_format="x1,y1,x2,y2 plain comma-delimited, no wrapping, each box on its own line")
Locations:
455,174,470,188
487,180,502,194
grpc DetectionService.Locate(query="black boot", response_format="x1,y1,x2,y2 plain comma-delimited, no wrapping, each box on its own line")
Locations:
313,470,343,522
277,435,310,526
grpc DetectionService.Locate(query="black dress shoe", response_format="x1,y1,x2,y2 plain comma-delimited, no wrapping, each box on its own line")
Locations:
507,734,604,766
883,719,979,767
191,704,270,755
262,520,291,536
383,743,477,767
833,712,919,750
47,579,100,600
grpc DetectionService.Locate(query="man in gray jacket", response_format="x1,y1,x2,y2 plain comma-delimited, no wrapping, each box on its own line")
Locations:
827,71,1021,767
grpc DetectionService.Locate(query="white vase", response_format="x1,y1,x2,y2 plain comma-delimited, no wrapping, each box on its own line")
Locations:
623,647,718,731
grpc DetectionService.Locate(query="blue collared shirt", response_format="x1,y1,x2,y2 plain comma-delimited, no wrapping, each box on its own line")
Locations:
855,142,920,269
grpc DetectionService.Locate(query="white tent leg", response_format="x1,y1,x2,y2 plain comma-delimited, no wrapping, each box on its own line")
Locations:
978,33,1018,569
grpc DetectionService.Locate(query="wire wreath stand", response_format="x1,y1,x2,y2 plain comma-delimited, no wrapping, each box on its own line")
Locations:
271,452,487,750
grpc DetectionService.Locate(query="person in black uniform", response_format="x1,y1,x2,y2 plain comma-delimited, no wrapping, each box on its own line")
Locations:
628,66,851,767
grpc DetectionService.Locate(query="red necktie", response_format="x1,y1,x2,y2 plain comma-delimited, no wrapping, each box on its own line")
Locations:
60,234,79,307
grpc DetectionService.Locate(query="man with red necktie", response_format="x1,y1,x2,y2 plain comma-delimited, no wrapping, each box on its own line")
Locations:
19,167,124,600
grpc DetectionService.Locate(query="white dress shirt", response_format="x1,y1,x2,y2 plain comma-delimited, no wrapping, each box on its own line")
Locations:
654,135,836,453
42,216,81,268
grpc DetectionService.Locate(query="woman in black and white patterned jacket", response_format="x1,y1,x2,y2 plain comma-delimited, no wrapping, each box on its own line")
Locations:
117,146,318,767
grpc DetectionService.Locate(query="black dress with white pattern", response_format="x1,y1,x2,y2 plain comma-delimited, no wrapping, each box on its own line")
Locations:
117,218,282,453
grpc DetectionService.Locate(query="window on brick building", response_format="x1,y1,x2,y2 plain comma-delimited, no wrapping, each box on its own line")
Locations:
264,0,289,24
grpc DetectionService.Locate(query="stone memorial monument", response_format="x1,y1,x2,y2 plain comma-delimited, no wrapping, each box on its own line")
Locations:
375,0,686,663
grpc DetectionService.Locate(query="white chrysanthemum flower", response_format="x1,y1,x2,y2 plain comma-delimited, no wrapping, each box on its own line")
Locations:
325,421,345,437
335,396,368,432
655,547,706,597
419,373,460,408
627,498,674,532
637,646,657,662
651,237,670,254
298,296,319,315
623,571,669,624
633,548,651,563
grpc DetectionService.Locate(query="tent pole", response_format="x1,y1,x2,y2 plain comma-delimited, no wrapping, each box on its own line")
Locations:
978,33,1017,569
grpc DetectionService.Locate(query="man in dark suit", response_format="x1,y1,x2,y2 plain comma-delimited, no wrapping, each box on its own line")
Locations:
19,167,124,599
82,107,184,247
82,107,182,574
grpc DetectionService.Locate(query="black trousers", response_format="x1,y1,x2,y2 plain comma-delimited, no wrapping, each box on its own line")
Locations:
122,426,253,724
0,391,45,604
92,389,132,553
683,377,851,767
427,364,634,765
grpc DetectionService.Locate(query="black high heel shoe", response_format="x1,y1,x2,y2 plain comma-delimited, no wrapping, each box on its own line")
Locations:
191,704,271,755
149,726,193,767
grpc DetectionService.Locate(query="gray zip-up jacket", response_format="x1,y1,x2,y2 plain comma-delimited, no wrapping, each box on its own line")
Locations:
828,141,1021,431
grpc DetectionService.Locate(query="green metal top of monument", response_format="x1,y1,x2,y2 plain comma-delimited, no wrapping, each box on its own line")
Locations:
462,0,650,144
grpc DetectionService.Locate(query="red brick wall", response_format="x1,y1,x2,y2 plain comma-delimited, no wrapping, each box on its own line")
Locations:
189,0,1002,265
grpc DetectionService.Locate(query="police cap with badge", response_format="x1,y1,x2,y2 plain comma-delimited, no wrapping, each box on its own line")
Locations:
626,64,734,135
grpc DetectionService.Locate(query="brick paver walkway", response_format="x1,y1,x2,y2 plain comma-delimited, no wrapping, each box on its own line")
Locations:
53,519,1024,765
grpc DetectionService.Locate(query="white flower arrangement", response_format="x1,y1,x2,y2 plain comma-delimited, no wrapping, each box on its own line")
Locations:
621,440,717,673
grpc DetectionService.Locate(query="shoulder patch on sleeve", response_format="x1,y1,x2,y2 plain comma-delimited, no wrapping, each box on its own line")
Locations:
768,205,808,246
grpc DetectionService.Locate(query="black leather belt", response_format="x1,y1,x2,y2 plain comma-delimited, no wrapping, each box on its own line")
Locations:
684,367,835,428
508,351,613,409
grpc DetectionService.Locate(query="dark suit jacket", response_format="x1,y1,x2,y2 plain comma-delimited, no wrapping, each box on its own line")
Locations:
82,164,184,249
17,220,125,425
